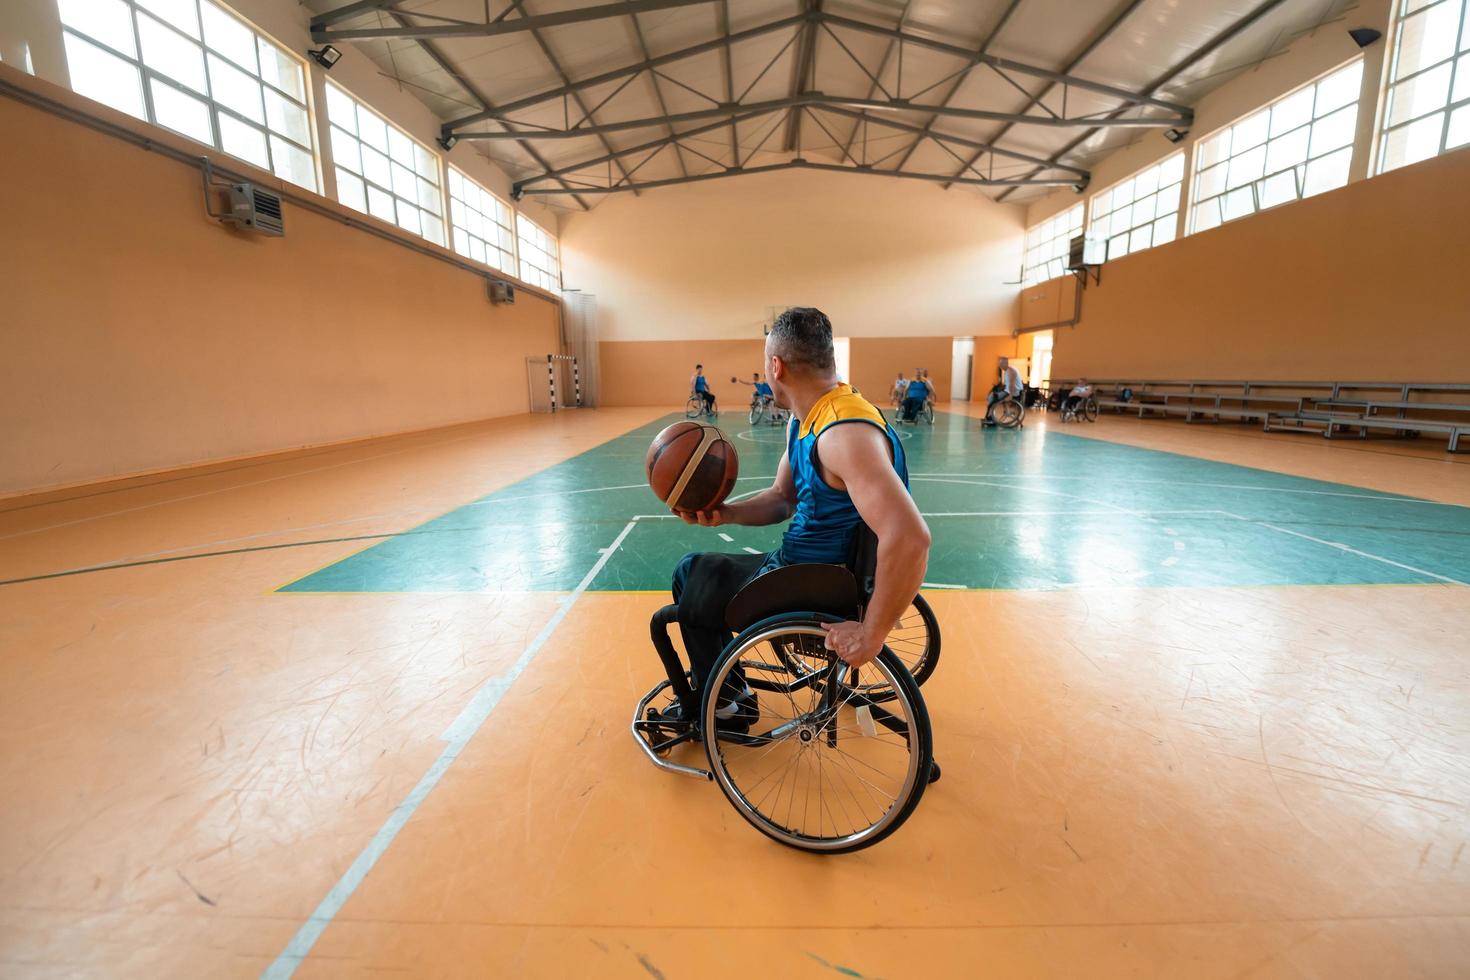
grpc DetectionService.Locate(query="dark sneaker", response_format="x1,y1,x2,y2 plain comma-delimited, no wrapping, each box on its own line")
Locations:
649,688,758,732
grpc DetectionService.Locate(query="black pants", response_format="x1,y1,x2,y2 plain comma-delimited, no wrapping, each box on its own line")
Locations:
672,551,773,691
1062,395,1081,414
698,390,715,412
902,395,925,420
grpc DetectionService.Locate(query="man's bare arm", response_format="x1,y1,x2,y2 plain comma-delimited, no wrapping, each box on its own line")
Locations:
676,450,795,528
814,423,930,667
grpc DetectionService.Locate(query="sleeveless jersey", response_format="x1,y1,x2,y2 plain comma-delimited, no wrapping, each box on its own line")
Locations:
780,383,909,565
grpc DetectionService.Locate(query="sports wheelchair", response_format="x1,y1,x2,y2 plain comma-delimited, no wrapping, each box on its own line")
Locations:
748,394,789,426
985,385,1025,429
894,396,935,426
632,530,941,853
685,391,718,419
1059,394,1099,423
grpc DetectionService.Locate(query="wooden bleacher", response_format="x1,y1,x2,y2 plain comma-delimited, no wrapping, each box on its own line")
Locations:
1045,379,1470,453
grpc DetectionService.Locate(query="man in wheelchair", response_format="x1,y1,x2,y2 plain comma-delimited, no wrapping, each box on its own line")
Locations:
897,371,930,422
649,307,932,731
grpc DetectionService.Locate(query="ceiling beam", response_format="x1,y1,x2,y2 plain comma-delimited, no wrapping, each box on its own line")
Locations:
516,159,1080,196
515,107,786,190
886,0,1023,173
782,1,821,152
442,13,805,132
991,0,1293,201
813,104,1089,176
313,0,716,42
820,12,1194,116
381,8,592,210
310,0,405,30
940,0,1148,190
451,92,1188,141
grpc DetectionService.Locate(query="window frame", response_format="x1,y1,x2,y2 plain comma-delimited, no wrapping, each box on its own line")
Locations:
1190,58,1365,234
1087,152,1184,261
447,165,517,274
1375,0,1470,173
1021,204,1083,287
515,212,560,292
325,78,447,247
57,0,319,192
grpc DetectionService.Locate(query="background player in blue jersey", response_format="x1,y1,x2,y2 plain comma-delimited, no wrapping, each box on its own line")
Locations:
653,308,931,725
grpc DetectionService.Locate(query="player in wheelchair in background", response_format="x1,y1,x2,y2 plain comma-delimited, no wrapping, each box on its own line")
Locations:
896,369,936,424
635,307,940,853
733,372,787,425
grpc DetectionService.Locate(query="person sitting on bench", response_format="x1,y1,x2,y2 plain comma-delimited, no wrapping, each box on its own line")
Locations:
650,307,932,726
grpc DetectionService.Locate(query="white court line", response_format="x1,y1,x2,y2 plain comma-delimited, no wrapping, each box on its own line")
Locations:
1218,511,1469,587
910,476,1137,515
718,532,734,542
742,547,762,555
921,582,966,590
263,519,640,978
921,509,1217,518
907,472,1456,506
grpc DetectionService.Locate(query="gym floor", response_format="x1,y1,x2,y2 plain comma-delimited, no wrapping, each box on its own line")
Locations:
2,406,1468,978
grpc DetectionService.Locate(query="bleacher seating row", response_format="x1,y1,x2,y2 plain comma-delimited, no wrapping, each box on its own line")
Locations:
1044,379,1470,453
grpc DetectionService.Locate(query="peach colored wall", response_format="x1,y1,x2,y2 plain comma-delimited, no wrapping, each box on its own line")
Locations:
850,337,953,405
0,73,560,496
598,340,765,409
559,167,1024,342
1048,145,1470,382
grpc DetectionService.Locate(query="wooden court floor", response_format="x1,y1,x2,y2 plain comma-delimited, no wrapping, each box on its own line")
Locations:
1,406,1467,978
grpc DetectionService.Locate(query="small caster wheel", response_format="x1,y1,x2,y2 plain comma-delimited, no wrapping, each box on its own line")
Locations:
928,761,942,784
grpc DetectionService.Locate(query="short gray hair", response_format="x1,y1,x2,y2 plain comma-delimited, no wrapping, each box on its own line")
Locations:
769,307,835,374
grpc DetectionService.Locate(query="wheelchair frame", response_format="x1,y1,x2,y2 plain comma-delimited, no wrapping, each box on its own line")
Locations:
631,556,941,852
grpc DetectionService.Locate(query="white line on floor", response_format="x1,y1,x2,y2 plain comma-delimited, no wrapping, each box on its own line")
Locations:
263,519,640,979
1220,512,1469,587
718,532,734,542
921,582,966,589
907,472,1457,506
742,546,762,555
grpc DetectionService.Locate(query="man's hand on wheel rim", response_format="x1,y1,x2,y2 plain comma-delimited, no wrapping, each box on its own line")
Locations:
820,620,883,667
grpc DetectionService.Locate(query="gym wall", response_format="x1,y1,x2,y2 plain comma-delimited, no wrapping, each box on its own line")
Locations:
1046,144,1470,382
849,337,953,406
599,340,766,410
562,166,1026,408
0,68,560,497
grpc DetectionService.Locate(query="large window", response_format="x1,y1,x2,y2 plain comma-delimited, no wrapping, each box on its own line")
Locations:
1089,154,1183,260
448,167,516,272
1021,204,1082,286
58,0,317,191
326,81,444,245
516,214,559,291
1192,60,1362,233
1378,0,1470,172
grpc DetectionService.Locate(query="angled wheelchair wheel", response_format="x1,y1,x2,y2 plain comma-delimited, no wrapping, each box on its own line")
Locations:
998,399,1024,429
701,613,933,854
923,402,935,425
685,397,702,419
749,401,765,425
1083,397,1099,422
861,594,940,703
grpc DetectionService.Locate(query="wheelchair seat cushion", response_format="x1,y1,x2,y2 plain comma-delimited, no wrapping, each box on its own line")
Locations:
724,563,860,632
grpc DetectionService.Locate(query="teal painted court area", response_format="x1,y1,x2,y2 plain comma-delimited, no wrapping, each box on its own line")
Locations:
280,411,1470,594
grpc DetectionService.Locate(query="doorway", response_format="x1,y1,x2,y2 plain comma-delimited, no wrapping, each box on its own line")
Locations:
950,337,974,400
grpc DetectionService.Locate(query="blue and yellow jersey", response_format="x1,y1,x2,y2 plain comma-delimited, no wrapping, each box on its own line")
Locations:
781,383,909,565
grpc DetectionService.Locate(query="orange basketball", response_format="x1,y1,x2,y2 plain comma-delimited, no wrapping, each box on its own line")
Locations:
645,422,739,513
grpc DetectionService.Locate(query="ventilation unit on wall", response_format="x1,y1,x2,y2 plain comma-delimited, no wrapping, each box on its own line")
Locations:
199,157,284,236
488,279,516,305
221,183,284,236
